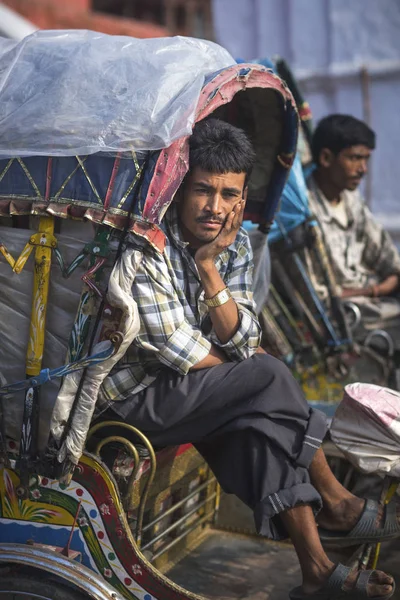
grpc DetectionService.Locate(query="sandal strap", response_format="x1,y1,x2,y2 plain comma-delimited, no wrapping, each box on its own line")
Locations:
350,499,378,538
350,499,399,540
355,570,374,599
383,501,399,536
327,563,354,594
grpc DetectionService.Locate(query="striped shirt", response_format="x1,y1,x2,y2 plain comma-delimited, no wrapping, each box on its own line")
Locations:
101,204,261,403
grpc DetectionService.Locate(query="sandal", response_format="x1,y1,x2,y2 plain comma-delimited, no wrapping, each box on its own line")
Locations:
319,499,400,548
289,563,395,600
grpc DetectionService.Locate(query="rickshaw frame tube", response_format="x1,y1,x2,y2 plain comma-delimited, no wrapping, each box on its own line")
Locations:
0,543,123,600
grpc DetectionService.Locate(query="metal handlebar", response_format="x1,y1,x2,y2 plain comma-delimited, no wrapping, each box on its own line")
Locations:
364,329,395,358
342,301,362,332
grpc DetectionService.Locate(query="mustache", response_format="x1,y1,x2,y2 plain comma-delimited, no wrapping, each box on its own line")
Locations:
196,215,224,224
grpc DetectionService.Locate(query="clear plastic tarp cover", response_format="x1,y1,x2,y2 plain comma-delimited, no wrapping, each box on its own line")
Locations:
0,30,234,157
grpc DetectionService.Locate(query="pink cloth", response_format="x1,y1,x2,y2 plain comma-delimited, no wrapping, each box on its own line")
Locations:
330,383,400,477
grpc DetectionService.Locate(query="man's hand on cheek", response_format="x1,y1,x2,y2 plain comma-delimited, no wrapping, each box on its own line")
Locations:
195,200,245,265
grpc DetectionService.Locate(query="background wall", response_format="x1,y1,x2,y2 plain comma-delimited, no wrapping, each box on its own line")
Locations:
212,0,400,237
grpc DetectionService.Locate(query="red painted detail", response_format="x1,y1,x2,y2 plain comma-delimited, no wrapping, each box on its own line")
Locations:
45,158,53,203
175,443,193,458
299,102,312,121
74,459,195,599
132,221,166,253
104,155,121,210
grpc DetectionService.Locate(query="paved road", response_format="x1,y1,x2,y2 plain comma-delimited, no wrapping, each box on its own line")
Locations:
169,530,400,599
169,493,400,599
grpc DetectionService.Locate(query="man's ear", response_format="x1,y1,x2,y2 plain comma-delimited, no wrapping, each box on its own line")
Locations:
319,148,334,169
242,186,248,202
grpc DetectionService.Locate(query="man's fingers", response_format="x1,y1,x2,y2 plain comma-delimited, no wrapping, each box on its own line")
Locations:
232,201,244,229
228,206,240,231
224,208,236,231
215,202,243,251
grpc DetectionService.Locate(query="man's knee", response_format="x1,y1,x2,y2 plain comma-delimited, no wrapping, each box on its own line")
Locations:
248,353,310,413
250,352,296,382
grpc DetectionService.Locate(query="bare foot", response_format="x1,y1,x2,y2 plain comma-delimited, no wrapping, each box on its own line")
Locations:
303,565,394,597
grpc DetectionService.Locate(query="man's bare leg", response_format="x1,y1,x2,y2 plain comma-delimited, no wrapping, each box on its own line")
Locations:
309,448,398,531
280,503,394,596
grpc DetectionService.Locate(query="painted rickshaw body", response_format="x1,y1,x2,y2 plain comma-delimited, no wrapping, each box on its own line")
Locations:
0,34,299,600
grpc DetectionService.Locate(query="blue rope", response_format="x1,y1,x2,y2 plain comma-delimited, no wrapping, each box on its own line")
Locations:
0,344,115,395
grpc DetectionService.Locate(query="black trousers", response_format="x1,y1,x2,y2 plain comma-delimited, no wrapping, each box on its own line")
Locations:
105,354,328,540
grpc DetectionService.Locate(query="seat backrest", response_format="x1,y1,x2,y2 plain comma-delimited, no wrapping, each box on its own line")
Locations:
0,218,96,449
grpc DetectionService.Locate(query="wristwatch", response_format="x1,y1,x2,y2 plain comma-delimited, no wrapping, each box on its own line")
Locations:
204,287,232,308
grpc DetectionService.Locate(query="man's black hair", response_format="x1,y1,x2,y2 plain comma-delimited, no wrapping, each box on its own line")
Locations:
312,114,376,165
188,118,256,185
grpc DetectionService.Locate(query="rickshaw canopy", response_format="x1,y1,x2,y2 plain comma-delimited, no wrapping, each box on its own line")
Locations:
0,30,234,156
0,32,298,240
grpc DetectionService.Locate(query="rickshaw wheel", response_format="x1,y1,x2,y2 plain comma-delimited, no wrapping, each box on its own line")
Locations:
0,567,91,599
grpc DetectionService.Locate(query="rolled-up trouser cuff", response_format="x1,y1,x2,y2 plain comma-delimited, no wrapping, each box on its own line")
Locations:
296,407,328,468
254,482,322,540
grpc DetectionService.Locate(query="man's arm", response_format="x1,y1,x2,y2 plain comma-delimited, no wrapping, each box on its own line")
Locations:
195,200,261,358
196,261,241,343
360,205,400,289
374,274,400,296
133,249,227,374
342,274,399,299
341,203,400,298
190,344,227,370
195,201,243,343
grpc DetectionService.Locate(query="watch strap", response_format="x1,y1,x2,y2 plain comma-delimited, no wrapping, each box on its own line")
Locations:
204,287,232,308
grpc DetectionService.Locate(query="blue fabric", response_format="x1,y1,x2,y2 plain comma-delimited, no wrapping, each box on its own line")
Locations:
253,57,275,71
242,220,258,231
0,152,152,220
268,154,312,243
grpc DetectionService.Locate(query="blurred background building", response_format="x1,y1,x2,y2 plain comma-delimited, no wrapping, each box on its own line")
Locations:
93,0,213,38
213,0,400,240
1,0,399,238
0,0,213,38
0,0,167,37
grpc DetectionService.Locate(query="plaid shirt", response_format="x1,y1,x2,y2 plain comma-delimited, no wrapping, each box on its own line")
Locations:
101,205,261,403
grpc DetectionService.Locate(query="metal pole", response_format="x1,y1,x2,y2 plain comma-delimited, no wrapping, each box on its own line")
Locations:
19,215,55,489
360,66,373,207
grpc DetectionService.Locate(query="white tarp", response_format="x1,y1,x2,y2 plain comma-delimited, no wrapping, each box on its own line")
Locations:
0,30,234,157
330,382,400,477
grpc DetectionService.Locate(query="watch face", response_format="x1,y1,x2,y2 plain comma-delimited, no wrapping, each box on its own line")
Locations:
220,290,229,302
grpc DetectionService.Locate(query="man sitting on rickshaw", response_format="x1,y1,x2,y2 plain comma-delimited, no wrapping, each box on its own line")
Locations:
98,118,398,599
307,114,400,350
